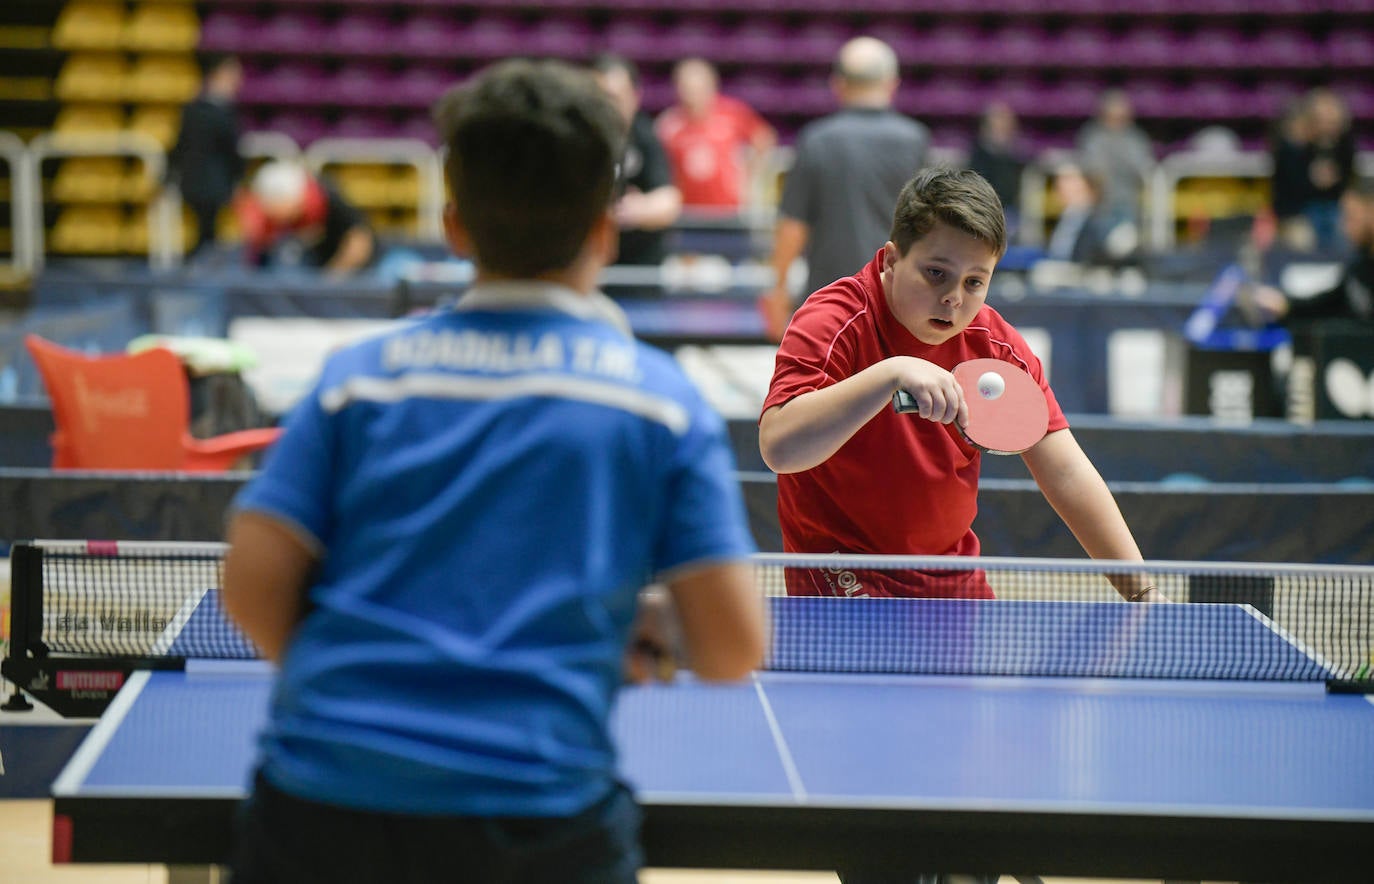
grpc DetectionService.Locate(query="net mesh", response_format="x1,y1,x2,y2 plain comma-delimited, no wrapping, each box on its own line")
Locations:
15,542,1374,683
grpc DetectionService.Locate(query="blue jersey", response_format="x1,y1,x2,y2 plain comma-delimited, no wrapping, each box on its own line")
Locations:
234,282,755,816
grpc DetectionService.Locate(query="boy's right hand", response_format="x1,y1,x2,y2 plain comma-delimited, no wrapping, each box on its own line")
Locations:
889,357,968,427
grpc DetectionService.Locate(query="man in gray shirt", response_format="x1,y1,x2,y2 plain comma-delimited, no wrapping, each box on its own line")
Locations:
759,36,929,340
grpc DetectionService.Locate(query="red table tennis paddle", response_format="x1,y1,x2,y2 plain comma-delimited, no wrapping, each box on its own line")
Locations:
892,358,1049,455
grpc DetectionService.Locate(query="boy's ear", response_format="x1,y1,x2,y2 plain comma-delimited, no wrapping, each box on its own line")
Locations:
882,241,899,272
443,203,474,258
590,208,619,267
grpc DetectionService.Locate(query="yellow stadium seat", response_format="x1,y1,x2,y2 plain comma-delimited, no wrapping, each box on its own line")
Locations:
331,165,396,210
125,55,199,103
53,104,126,136
391,168,421,208
50,206,126,254
121,159,160,201
53,2,125,51
128,104,181,149
55,53,129,103
122,4,200,52
51,157,127,203
125,204,198,254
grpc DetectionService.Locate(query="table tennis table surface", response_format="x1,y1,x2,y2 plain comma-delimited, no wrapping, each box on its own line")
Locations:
51,594,1374,881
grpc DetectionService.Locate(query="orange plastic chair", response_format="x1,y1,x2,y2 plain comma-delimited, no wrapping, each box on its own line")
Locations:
24,334,281,471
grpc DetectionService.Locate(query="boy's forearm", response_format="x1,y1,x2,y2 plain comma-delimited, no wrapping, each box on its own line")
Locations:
759,363,898,474
1024,430,1154,600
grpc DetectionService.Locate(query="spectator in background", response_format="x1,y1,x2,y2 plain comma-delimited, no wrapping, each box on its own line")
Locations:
968,101,1026,238
235,161,377,277
1045,162,1134,265
591,53,682,267
1300,88,1357,253
1250,178,1374,327
1270,98,1317,252
1076,89,1154,227
168,53,245,256
758,36,929,341
655,58,776,214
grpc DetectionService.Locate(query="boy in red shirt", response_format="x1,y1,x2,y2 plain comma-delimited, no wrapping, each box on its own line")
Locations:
760,167,1159,602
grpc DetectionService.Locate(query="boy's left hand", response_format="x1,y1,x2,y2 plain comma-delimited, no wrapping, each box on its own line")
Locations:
624,586,683,684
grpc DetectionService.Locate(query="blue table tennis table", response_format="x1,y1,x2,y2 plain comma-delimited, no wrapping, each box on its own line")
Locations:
50,593,1374,882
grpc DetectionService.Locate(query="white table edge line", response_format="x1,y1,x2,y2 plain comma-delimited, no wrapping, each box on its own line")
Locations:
752,672,807,803
52,670,153,796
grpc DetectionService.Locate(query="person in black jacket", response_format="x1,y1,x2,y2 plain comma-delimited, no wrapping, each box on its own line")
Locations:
169,53,245,256
1251,179,1374,326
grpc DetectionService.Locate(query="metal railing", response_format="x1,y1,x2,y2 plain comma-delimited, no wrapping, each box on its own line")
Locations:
27,131,170,271
0,131,35,274
303,137,444,241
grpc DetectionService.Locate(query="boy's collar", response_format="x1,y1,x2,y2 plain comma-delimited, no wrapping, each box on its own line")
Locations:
453,281,633,339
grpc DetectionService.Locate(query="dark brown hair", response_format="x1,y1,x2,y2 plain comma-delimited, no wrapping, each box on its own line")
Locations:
890,167,1007,258
433,59,625,277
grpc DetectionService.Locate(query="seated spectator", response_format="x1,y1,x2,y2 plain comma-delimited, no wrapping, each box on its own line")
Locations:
1046,162,1137,265
236,161,377,277
655,58,776,214
1249,178,1374,327
968,101,1026,239
591,53,682,268
1300,88,1357,253
1076,89,1154,226
1270,98,1316,252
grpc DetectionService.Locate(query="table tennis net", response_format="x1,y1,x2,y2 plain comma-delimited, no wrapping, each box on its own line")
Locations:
10,542,1374,684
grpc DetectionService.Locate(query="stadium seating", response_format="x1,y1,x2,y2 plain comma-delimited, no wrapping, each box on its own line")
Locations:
122,3,201,52
52,2,125,52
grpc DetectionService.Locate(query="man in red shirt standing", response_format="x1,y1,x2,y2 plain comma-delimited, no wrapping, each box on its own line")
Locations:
759,167,1159,604
655,58,775,213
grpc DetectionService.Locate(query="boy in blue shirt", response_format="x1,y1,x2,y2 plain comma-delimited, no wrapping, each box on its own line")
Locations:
222,59,766,884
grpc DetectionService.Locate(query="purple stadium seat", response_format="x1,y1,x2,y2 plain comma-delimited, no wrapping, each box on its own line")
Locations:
328,13,398,58
395,114,440,147
1333,82,1374,120
521,16,594,59
258,111,329,147
791,72,838,116
397,12,468,60
457,16,528,61
1253,81,1304,118
726,72,793,115
905,76,985,118
918,25,986,68
659,19,730,62
992,79,1055,117
722,19,791,65
604,18,669,62
986,26,1048,68
787,20,850,65
391,67,454,110
1182,27,1246,70
326,65,396,108
331,111,401,140
1248,28,1322,69
257,12,328,55
1177,80,1249,120
1038,79,1104,119
1325,31,1373,68
198,9,259,53
1044,25,1110,69
240,62,330,107
1126,79,1175,119
1115,26,1182,69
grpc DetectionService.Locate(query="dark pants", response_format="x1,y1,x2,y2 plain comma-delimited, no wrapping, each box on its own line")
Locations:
231,771,642,884
185,196,225,256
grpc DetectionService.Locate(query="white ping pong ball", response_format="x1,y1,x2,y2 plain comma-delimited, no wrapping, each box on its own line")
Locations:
977,371,1005,400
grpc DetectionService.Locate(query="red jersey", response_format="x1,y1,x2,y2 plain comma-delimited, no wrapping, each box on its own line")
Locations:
761,251,1069,598
655,96,769,209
